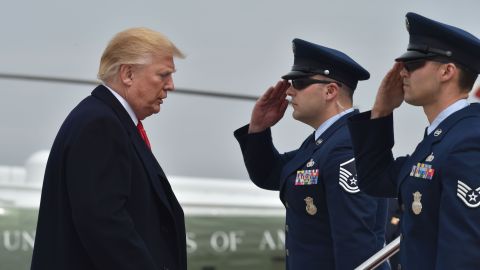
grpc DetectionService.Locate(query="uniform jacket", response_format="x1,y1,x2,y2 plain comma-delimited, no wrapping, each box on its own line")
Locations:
348,104,480,270
31,85,187,270
234,111,388,270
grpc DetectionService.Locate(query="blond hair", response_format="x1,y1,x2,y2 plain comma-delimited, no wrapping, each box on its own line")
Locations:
98,27,185,82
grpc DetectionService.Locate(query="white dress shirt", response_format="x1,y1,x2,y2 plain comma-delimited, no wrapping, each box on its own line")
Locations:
104,84,138,125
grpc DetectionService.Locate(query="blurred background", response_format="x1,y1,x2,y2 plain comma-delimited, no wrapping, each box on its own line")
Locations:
0,0,477,179
0,1,479,269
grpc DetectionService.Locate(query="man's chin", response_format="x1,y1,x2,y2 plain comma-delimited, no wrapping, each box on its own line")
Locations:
404,97,421,106
292,112,308,124
143,109,160,120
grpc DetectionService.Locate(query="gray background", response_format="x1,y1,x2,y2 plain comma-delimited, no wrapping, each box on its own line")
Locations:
0,0,478,179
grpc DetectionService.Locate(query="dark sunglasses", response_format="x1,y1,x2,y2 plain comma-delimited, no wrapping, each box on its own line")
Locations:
403,57,451,73
291,78,342,90
403,59,428,73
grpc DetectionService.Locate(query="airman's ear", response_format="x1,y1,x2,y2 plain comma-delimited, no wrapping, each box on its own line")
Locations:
325,83,339,101
438,63,456,82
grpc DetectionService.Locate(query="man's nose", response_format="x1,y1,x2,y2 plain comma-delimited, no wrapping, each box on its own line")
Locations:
165,76,175,91
286,86,296,96
399,64,409,78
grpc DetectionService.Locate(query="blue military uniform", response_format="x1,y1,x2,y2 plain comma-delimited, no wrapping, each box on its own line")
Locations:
385,198,401,269
348,13,480,269
234,39,388,270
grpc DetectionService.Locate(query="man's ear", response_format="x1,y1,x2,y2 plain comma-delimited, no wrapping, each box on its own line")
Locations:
325,83,339,101
439,63,456,82
119,64,134,86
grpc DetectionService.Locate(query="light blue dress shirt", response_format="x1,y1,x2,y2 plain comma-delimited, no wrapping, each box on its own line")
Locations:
427,99,469,135
314,108,354,140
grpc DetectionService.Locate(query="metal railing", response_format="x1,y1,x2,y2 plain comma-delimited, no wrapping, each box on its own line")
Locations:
354,236,401,270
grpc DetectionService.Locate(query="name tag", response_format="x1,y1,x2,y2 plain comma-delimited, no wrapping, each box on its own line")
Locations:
410,163,435,180
295,169,319,185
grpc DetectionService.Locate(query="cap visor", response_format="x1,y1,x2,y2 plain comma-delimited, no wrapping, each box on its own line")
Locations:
281,70,313,80
395,50,436,62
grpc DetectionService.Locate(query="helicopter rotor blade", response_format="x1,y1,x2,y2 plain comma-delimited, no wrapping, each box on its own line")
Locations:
0,73,259,101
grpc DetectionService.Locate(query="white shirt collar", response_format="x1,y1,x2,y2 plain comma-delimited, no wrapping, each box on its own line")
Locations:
103,84,138,125
427,99,469,135
314,108,354,140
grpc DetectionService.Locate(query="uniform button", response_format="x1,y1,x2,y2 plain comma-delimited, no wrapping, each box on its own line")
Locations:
286,202,289,208
285,224,289,232
286,249,289,256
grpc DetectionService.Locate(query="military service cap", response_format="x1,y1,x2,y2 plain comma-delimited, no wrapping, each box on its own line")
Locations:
396,12,480,74
281,38,370,90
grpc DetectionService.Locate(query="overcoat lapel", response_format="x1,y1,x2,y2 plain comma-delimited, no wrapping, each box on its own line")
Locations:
91,85,175,214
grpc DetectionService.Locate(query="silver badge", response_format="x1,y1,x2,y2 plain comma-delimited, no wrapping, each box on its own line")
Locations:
457,180,480,208
434,129,442,136
412,191,422,215
323,70,330,75
306,158,315,168
305,197,317,215
316,139,323,145
426,153,434,162
339,157,360,194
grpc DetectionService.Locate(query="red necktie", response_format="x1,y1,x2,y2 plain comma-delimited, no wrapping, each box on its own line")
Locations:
137,121,151,149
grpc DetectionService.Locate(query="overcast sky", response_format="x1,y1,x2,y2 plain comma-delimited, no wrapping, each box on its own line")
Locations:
0,0,479,180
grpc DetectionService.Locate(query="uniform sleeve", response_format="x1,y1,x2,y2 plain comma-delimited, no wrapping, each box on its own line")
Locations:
234,124,296,190
347,111,405,197
65,118,158,270
323,146,387,269
435,137,480,269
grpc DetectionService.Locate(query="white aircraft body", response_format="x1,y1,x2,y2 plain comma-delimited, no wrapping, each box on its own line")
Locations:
0,151,286,270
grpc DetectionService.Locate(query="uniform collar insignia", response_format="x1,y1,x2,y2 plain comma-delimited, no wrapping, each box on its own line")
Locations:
306,159,315,168
425,153,434,162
